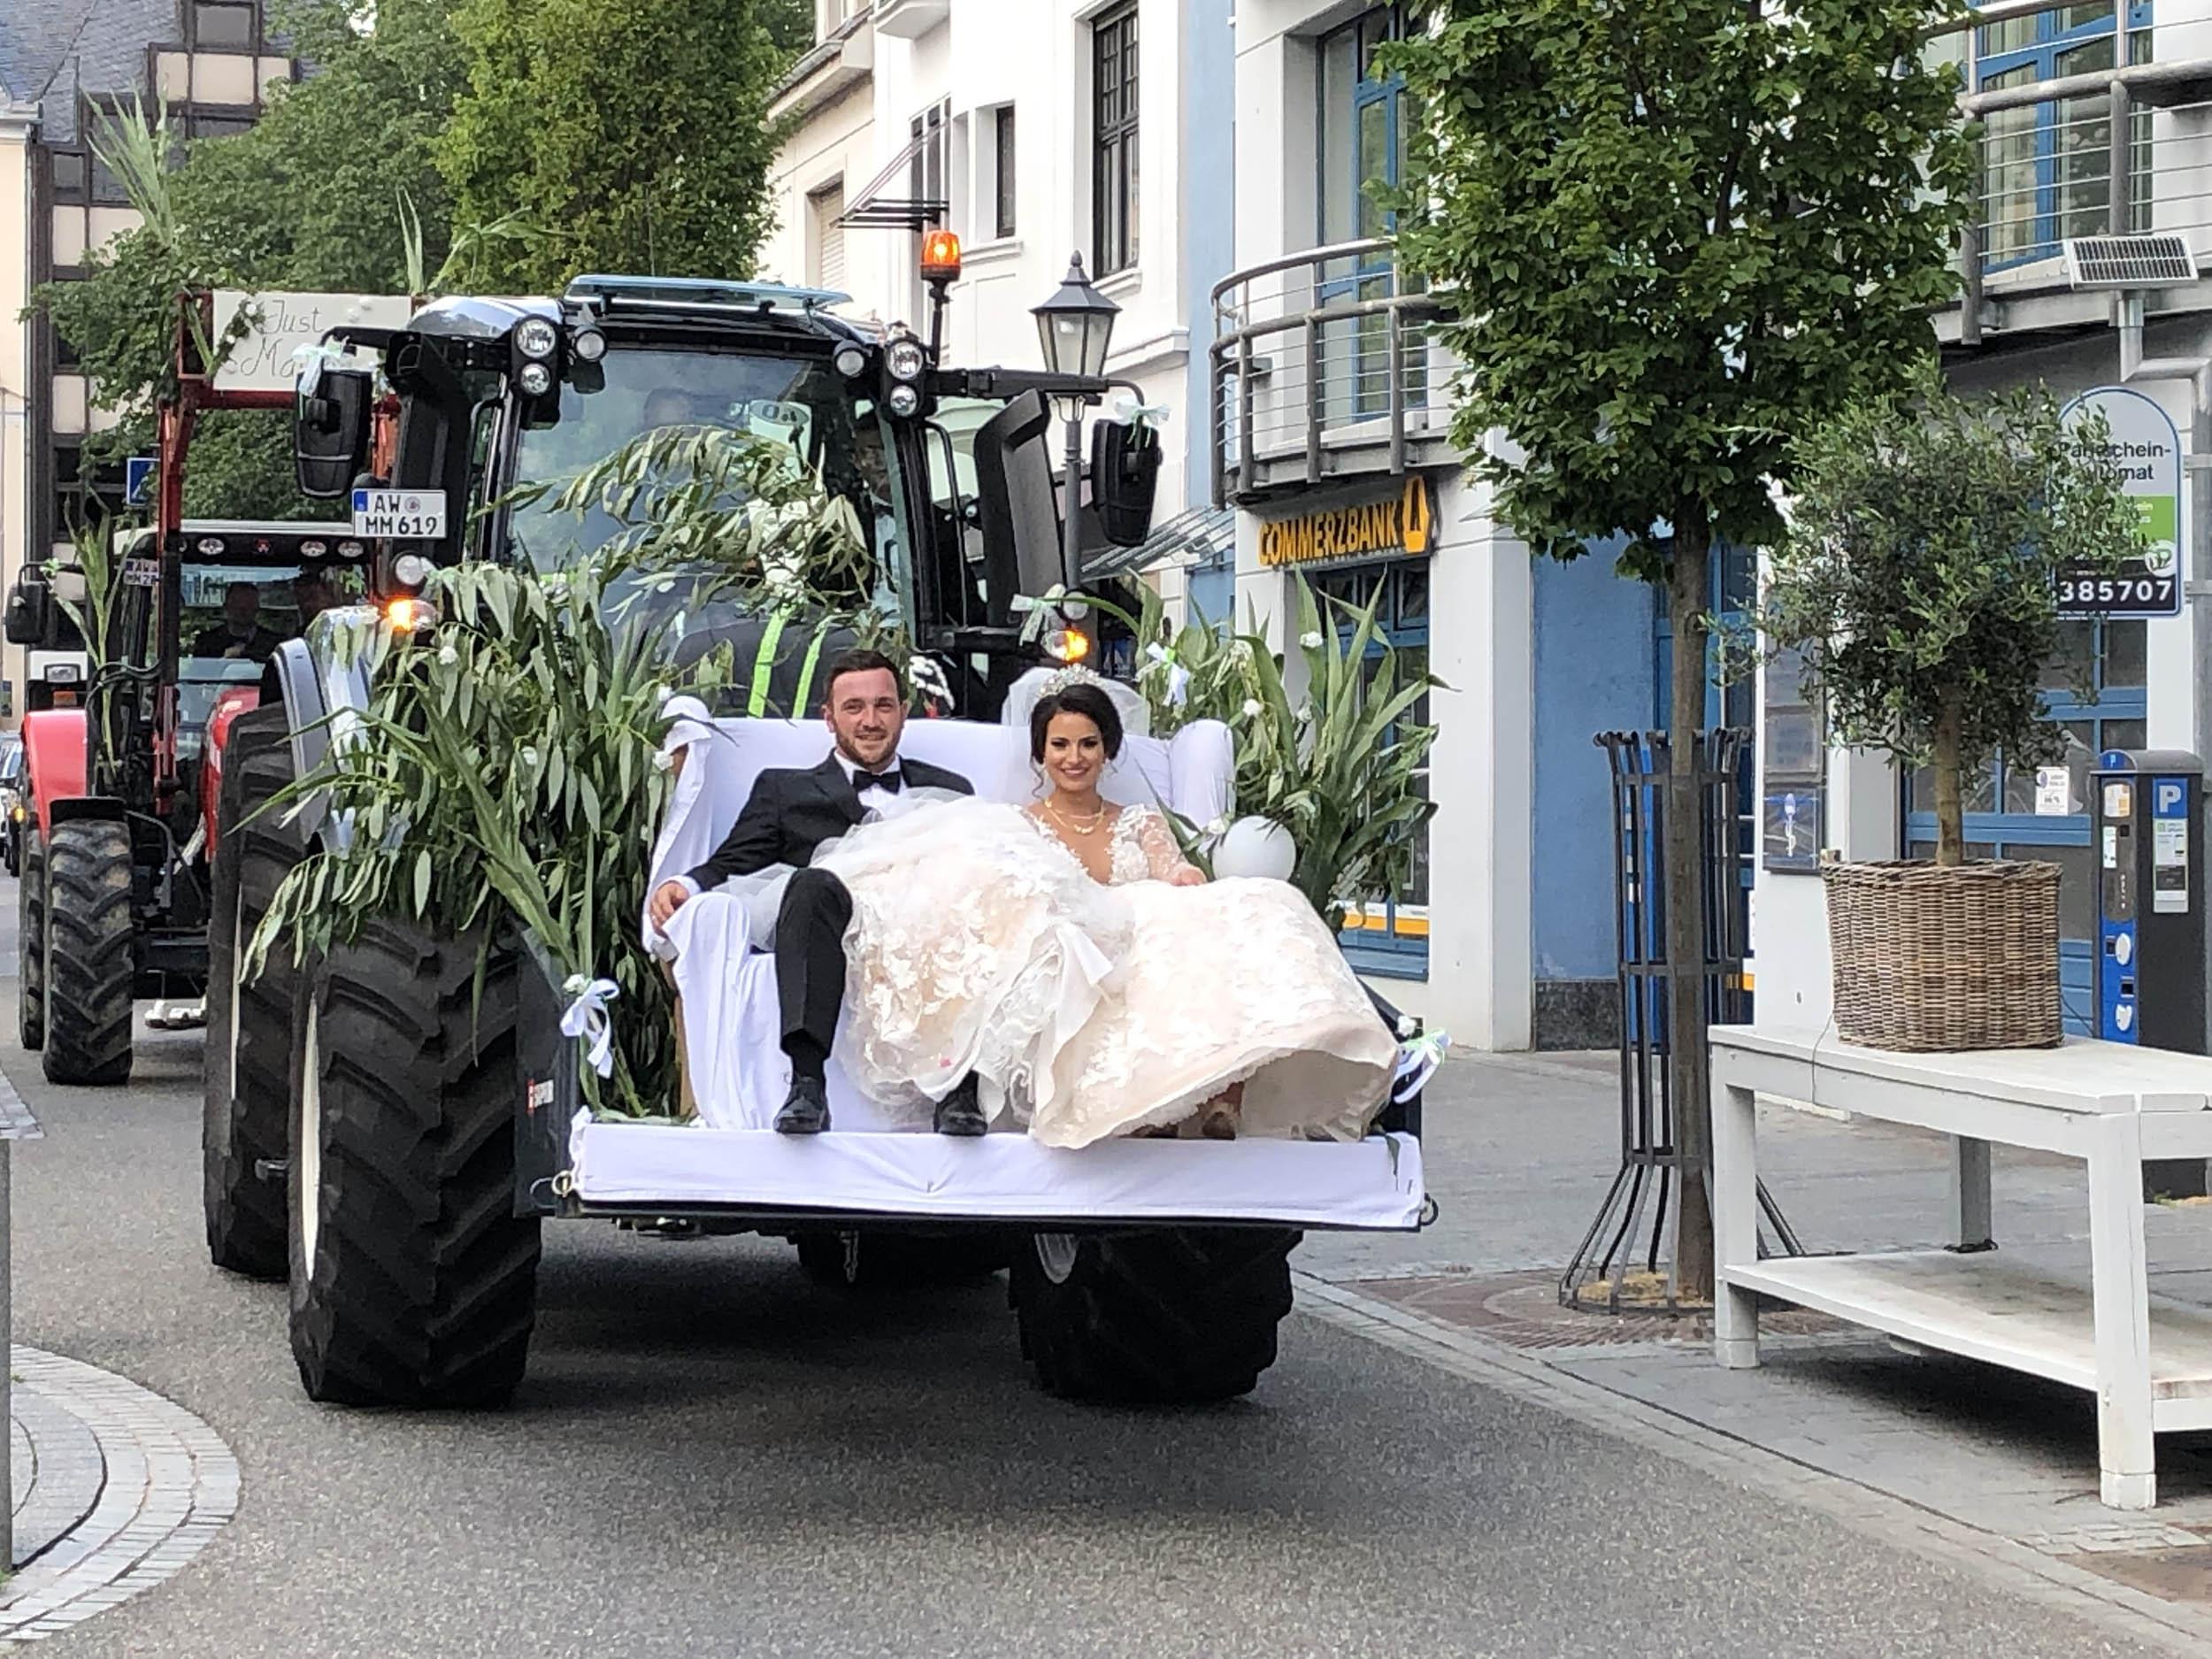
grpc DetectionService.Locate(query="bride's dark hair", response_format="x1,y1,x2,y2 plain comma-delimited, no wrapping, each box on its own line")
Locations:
1028,682,1124,763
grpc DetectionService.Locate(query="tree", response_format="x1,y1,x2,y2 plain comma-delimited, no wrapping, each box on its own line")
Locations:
1384,0,1975,1296
27,0,465,519
438,0,792,292
1765,374,2141,867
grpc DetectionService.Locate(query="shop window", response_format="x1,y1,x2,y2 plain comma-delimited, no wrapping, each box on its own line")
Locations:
1903,618,2147,1032
1310,559,1431,975
1092,2,1138,276
1978,4,2153,270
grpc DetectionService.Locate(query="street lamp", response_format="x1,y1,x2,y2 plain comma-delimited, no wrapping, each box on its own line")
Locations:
1032,253,1119,588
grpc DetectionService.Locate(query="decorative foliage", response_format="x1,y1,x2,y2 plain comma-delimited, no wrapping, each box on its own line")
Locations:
1763,373,2145,867
1110,578,1440,933
253,435,874,1115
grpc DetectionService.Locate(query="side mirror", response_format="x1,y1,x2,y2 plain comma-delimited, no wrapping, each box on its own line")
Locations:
3,579,53,649
973,392,1064,615
295,360,373,500
1090,419,1162,549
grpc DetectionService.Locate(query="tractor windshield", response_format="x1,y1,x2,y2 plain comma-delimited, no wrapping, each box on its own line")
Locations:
505,345,898,612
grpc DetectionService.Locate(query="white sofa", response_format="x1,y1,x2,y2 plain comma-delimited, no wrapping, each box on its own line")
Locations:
569,699,1425,1232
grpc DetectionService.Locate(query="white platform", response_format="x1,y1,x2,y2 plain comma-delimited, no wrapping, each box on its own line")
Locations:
569,1115,1426,1231
1723,1251,2212,1430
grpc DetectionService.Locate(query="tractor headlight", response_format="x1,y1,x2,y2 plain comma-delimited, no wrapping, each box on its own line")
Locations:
392,552,433,588
516,318,559,360
571,326,607,363
886,382,921,419
337,540,365,560
887,338,926,382
517,360,554,397
833,343,868,379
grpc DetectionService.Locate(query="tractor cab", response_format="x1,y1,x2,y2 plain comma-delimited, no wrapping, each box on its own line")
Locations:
293,272,1161,719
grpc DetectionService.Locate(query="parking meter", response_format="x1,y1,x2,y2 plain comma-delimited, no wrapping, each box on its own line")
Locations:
2093,751,2208,1196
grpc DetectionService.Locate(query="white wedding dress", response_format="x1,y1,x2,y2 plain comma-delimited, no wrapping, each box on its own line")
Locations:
814,797,1397,1147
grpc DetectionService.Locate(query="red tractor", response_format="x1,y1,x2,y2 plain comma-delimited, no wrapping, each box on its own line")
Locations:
4,295,380,1090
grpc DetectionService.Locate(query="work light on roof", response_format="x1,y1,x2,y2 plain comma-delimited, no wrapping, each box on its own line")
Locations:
833,343,869,379
571,327,607,364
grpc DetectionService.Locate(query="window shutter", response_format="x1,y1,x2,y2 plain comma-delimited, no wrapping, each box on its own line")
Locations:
813,188,846,288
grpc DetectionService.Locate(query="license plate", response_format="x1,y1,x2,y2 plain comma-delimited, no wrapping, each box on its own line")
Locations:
351,488,448,540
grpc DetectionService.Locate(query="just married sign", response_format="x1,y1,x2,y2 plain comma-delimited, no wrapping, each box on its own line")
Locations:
209,290,411,392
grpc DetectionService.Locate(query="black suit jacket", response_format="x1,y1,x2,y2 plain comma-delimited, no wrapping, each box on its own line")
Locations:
685,753,973,891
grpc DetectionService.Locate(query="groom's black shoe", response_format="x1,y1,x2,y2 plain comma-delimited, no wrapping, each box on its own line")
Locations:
933,1076,987,1138
775,1075,832,1135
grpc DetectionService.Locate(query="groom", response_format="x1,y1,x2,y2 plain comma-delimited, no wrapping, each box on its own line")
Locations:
647,649,984,1136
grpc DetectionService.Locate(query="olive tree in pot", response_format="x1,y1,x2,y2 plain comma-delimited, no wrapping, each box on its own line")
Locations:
1763,372,2143,1052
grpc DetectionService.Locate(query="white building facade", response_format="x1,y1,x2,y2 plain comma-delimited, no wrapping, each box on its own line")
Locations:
1753,1,2212,1040
760,0,1238,622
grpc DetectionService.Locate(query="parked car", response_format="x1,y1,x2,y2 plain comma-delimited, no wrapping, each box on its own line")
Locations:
0,736,22,876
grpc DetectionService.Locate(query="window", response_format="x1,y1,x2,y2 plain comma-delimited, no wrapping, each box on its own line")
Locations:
1903,618,2147,1033
993,105,1018,240
1316,8,1423,423
809,182,846,290
1307,560,1431,973
50,151,87,201
818,0,858,40
1092,2,1139,276
186,109,255,141
909,101,949,322
190,1,257,49
1978,4,2152,269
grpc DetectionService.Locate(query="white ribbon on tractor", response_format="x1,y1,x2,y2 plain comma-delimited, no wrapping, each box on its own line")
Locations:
1392,1028,1448,1104
1010,585,1071,646
560,975,622,1079
1110,393,1172,434
1143,643,1190,707
907,654,956,712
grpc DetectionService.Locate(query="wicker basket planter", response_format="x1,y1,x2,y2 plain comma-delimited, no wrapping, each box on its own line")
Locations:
1822,860,2062,1052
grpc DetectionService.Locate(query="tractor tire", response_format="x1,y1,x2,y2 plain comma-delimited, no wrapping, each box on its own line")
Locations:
288,921,540,1407
203,708,303,1279
1009,1226,1299,1403
17,827,43,1051
794,1228,1013,1288
41,818,134,1086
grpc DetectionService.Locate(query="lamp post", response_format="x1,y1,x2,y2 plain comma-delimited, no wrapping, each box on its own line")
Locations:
1032,253,1119,588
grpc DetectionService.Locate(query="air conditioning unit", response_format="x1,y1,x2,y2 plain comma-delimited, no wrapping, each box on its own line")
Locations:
2063,234,2199,291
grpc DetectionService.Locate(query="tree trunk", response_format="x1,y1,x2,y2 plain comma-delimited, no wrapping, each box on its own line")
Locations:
1931,693,1966,869
1665,520,1716,1302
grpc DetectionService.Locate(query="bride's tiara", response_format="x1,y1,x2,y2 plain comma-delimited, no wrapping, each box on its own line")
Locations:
1041,662,1105,696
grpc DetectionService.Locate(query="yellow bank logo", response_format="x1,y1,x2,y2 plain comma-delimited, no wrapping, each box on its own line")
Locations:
1260,475,1434,568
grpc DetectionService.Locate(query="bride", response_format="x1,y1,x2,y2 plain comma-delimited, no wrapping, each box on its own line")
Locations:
812,679,1398,1146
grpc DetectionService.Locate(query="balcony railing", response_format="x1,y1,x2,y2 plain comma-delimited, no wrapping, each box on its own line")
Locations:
1210,238,1448,506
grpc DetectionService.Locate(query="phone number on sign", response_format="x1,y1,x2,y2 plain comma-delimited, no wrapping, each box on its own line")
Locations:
2056,572,2176,611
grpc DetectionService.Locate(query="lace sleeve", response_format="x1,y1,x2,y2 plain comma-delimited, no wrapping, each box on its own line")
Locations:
1133,808,1201,883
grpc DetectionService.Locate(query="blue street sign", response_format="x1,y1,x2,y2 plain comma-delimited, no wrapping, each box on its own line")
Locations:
124,457,156,508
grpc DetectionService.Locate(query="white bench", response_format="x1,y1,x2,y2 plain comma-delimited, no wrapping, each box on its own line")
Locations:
1710,1025,2212,1509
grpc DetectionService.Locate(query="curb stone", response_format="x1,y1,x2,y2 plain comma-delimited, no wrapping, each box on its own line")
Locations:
0,1346,238,1643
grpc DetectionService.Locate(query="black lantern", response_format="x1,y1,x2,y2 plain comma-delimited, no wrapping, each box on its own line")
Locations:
1032,252,1120,380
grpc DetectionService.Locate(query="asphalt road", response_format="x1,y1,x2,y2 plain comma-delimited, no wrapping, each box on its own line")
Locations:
0,896,2174,1656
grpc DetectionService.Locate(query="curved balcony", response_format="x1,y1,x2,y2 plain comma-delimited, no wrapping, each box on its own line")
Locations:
1209,239,1451,507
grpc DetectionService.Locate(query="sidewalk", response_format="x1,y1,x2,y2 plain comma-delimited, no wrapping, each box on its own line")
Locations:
1301,1049,2212,1619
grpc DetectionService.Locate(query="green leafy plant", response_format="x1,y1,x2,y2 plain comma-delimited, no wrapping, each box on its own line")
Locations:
253,434,875,1116
1763,373,2145,868
1102,576,1440,932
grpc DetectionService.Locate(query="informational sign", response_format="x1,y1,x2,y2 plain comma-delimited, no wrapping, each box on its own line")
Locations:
1762,788,1821,873
2059,387,2184,619
124,456,156,508
210,291,411,392
2153,775,2191,915
351,488,446,540
2034,765,2071,817
1258,475,1432,567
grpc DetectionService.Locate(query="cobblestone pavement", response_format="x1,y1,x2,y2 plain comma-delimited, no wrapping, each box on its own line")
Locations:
0,1346,239,1642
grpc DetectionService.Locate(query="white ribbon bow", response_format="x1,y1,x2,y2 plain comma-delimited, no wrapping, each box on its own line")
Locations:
560,975,621,1079
1010,584,1071,646
908,655,956,711
1143,643,1191,707
1111,393,1173,434
1392,1028,1449,1103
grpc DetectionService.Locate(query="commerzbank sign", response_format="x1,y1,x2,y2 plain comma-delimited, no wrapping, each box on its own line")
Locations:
1258,475,1434,568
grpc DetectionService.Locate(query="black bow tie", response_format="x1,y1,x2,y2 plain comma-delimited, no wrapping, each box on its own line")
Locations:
854,768,902,795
